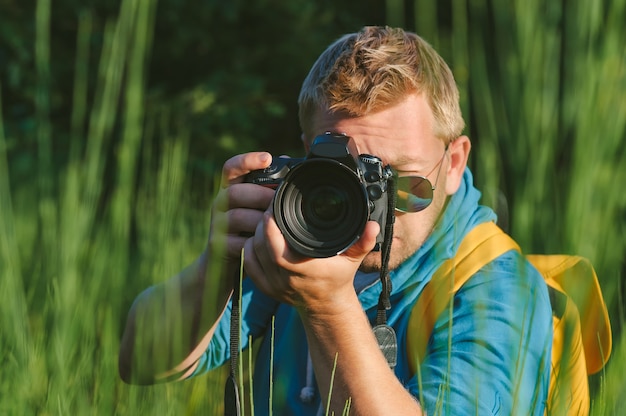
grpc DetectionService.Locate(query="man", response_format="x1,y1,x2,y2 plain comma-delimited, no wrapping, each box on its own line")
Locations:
119,26,553,415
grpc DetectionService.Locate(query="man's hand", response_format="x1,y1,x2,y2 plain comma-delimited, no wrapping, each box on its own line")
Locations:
242,208,379,314
242,209,423,415
119,151,277,384
209,152,276,262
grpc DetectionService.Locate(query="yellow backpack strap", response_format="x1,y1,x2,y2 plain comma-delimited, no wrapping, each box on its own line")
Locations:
406,221,519,373
525,255,612,374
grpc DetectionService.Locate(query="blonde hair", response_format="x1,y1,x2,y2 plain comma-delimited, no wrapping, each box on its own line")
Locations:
298,26,465,144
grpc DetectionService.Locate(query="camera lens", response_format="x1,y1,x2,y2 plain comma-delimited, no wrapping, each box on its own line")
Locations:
305,186,347,227
273,159,369,258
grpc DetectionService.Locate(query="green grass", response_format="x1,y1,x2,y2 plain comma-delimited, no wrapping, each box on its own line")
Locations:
1,0,225,414
1,0,624,414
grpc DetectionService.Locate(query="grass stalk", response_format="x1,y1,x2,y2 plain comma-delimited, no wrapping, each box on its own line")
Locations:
238,250,246,414
269,316,276,416
324,352,339,416
248,334,255,415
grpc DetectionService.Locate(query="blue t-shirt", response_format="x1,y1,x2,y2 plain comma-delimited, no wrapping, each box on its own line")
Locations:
192,168,553,415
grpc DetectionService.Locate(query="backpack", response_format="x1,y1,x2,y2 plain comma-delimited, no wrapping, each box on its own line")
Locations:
406,221,612,415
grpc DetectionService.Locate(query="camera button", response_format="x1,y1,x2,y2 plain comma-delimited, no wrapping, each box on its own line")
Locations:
367,185,383,200
365,171,381,183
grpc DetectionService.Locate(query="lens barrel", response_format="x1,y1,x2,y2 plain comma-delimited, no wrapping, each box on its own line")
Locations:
273,159,369,258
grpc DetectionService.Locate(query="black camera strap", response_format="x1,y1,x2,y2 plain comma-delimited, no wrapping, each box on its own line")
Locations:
224,260,242,416
372,175,398,368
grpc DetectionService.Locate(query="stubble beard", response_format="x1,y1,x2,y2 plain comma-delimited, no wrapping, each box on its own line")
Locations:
358,197,447,274
357,240,416,273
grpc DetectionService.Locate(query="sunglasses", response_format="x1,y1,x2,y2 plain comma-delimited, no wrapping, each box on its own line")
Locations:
394,147,448,213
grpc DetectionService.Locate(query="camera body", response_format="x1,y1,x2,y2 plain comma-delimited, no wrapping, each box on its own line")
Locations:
245,132,393,258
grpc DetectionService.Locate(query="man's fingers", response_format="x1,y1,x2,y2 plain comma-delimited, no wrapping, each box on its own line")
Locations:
228,183,275,209
221,152,272,188
226,236,250,259
226,208,265,235
213,182,275,212
209,208,269,260
260,211,289,261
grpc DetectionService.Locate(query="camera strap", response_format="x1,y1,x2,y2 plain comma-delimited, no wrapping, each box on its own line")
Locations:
372,175,398,369
224,259,243,416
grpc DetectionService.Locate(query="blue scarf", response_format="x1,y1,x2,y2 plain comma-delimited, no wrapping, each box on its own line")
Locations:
200,167,500,416
354,167,497,321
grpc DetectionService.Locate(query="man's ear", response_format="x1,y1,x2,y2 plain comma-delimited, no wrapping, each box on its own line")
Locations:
444,135,471,195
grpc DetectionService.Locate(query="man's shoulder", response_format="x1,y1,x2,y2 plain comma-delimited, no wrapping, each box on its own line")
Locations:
479,248,546,283
460,248,552,308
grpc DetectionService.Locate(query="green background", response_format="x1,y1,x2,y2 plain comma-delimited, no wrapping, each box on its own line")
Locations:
1,0,624,414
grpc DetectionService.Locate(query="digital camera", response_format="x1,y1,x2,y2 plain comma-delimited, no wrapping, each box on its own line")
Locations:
245,132,393,258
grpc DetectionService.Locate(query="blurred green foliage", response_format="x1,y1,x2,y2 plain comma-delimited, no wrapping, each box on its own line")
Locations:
0,0,624,414
0,0,385,187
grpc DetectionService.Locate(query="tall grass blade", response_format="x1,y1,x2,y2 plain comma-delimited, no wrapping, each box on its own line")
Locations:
324,352,339,416
269,316,276,416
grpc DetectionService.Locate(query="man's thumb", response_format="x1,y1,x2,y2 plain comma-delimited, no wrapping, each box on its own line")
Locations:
343,221,380,259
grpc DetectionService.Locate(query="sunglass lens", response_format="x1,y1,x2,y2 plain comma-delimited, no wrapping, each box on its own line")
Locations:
395,176,433,212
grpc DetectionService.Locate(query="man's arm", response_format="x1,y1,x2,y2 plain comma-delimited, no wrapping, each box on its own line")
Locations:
118,152,275,384
118,250,233,384
301,292,423,415
244,214,424,415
